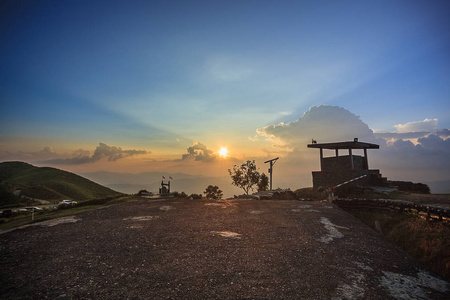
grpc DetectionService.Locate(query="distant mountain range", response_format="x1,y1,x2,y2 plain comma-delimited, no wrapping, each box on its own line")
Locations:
81,171,243,197
425,180,450,194
0,161,123,206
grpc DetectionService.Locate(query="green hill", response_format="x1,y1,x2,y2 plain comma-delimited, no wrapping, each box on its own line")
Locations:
0,161,123,206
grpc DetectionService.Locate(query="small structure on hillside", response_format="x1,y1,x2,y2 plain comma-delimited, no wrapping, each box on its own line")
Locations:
307,139,387,190
159,180,171,196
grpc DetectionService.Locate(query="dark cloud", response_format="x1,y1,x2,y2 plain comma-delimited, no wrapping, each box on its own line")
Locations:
41,143,148,165
436,129,450,138
179,142,216,162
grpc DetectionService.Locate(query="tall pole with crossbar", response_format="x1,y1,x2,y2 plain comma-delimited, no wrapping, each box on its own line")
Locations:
264,157,279,191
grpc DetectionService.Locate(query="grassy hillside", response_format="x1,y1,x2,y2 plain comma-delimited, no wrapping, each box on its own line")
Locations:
0,161,123,206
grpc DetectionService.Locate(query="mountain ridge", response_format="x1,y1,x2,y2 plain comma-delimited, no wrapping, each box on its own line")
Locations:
0,161,123,206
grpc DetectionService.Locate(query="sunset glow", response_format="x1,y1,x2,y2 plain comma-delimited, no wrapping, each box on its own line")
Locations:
1,1,449,196
218,147,228,158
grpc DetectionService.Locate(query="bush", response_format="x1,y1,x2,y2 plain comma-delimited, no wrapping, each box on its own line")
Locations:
189,193,202,200
294,187,325,201
204,185,223,199
172,191,188,198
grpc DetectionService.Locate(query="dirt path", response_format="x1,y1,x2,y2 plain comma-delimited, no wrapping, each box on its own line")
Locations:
1,198,449,299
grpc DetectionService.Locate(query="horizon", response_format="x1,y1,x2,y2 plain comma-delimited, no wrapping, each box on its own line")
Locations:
1,1,449,194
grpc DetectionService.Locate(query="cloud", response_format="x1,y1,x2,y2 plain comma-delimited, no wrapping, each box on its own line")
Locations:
436,129,450,138
253,105,450,188
0,147,61,162
179,142,216,162
41,143,148,165
256,105,378,148
394,118,438,133
374,132,430,140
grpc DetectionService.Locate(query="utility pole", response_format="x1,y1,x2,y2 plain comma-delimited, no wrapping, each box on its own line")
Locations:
264,157,279,191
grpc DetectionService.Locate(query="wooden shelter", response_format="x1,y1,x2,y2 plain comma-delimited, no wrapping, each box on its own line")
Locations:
307,139,386,189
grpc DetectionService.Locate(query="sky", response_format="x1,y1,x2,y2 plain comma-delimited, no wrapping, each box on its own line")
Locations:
1,0,450,193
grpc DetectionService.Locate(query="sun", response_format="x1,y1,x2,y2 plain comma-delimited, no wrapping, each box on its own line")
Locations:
218,147,228,158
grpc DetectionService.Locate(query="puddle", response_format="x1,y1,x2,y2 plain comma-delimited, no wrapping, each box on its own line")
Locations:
211,231,242,239
317,217,348,244
250,210,263,214
291,209,302,213
306,209,320,212
379,270,449,299
124,216,160,221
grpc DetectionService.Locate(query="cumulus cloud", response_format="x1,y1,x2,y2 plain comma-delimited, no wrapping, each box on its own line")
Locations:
394,118,438,133
179,142,216,162
256,105,378,148
41,143,148,165
253,105,450,188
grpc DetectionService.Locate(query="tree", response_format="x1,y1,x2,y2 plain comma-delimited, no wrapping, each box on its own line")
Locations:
257,173,269,191
204,185,223,199
228,160,260,195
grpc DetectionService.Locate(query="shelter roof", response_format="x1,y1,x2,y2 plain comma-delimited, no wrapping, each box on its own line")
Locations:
307,141,379,150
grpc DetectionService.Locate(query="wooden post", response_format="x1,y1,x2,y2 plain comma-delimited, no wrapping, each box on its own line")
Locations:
364,148,368,170
349,149,354,170
320,148,323,171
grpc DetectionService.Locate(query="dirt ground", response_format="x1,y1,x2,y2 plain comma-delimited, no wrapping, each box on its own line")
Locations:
1,198,449,299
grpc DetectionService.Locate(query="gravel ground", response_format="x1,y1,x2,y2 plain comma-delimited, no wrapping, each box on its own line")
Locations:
1,198,449,299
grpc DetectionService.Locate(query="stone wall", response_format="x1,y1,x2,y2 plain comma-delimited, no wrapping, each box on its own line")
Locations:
312,169,387,189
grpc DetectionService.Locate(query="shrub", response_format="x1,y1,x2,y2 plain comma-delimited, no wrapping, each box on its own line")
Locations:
204,185,223,199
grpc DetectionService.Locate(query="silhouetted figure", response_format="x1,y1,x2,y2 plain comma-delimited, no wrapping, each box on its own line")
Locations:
312,139,317,144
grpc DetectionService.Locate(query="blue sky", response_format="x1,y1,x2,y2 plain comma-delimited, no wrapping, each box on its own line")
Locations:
1,0,449,190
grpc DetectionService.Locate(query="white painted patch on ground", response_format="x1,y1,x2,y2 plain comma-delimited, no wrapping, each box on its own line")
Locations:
333,272,366,300
355,262,374,271
40,216,80,227
124,216,160,221
250,210,263,214
291,209,302,213
159,206,174,211
205,203,226,208
317,217,349,244
127,225,143,229
0,216,81,234
298,205,312,209
211,231,242,239
306,209,320,212
380,270,449,299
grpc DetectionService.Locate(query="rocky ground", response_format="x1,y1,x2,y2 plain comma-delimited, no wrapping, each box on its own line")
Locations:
1,198,449,299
